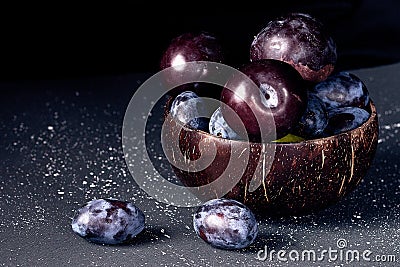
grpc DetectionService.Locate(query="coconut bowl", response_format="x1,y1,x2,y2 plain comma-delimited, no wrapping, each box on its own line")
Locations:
162,99,379,216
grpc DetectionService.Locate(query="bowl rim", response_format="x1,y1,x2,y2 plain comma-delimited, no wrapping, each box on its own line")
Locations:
164,99,378,147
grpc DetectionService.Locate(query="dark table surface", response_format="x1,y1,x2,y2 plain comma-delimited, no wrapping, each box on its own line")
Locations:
1,63,399,266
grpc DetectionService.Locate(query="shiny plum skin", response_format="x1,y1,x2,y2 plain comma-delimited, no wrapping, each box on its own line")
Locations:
160,31,224,96
250,13,337,82
209,107,241,140
193,198,258,250
324,107,370,136
311,72,370,110
293,93,328,139
71,199,145,245
220,59,307,141
170,91,208,130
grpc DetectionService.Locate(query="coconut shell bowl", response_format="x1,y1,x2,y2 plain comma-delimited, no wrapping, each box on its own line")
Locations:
162,97,379,216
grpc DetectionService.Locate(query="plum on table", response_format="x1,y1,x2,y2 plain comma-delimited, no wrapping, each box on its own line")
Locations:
71,198,145,245
193,198,258,250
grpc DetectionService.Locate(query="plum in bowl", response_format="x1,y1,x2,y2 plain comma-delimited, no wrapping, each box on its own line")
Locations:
162,97,379,216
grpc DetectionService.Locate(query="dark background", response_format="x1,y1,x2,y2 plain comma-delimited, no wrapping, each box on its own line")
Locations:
1,0,399,82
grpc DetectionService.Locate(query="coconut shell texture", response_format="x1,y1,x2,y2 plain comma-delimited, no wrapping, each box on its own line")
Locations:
162,100,378,216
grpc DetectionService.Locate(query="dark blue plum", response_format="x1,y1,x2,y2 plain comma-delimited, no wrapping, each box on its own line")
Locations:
160,31,225,97
170,91,208,131
71,198,145,245
293,93,328,138
324,107,370,135
187,117,210,132
209,107,241,140
193,198,258,250
311,72,370,110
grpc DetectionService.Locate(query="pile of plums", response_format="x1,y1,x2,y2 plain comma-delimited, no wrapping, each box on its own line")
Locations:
162,12,371,142
71,13,374,252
